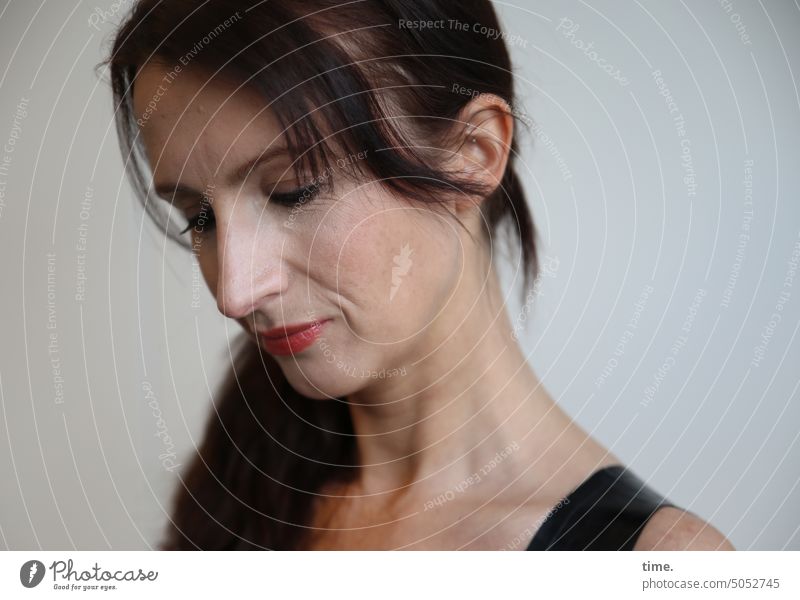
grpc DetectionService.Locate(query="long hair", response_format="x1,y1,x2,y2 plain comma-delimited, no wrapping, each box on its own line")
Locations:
100,0,539,549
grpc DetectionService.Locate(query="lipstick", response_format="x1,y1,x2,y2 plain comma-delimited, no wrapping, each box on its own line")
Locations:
258,319,329,355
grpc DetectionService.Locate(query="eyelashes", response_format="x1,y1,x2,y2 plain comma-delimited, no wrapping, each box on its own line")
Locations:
179,213,214,236
269,181,321,208
179,195,214,236
179,181,321,236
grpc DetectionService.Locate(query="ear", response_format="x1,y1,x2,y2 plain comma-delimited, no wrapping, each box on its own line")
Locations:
447,93,514,207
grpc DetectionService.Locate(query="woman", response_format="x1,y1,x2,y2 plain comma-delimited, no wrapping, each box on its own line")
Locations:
103,0,733,550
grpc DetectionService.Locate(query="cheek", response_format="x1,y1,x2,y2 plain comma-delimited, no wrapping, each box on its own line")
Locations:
311,200,461,343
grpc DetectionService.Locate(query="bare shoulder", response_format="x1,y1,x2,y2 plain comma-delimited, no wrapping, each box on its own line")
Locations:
634,506,735,551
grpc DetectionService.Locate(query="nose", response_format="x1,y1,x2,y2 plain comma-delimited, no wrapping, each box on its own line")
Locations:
214,208,288,320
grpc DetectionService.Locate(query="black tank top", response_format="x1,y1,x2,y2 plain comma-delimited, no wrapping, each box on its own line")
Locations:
526,465,676,550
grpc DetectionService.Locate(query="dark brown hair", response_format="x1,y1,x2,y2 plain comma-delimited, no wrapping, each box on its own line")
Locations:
101,0,539,549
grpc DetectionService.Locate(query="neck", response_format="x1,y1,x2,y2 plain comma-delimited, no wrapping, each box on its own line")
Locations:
343,261,558,502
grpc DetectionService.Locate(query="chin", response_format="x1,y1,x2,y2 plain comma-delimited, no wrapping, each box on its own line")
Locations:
279,363,363,400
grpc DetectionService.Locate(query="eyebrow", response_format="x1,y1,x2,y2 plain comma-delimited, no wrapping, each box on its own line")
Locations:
153,145,290,201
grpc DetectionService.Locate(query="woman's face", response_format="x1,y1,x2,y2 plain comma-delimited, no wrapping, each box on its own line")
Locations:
133,62,466,399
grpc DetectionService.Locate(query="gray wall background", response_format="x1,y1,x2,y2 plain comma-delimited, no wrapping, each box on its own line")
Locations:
0,0,798,550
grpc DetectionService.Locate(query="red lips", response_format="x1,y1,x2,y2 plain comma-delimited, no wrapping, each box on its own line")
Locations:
257,319,330,355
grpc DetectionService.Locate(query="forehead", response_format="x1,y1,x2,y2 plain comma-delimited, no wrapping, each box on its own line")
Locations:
131,60,285,184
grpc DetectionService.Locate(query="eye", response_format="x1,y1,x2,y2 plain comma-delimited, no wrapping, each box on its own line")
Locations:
179,211,215,236
179,198,215,236
268,181,321,207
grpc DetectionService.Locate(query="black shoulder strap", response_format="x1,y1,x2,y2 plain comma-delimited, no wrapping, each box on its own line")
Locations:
526,465,675,550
